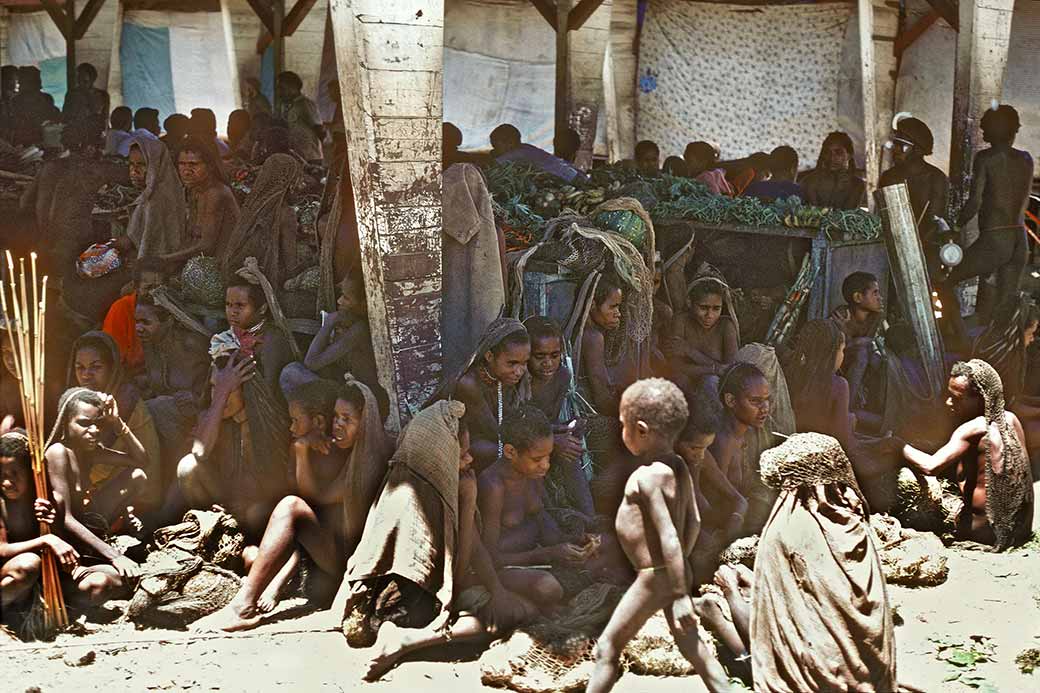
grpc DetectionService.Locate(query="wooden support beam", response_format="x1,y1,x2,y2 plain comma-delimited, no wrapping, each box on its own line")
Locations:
894,9,938,60
922,0,958,31
243,0,274,35
567,0,605,31
949,0,1014,214
858,0,879,204
255,0,318,55
555,0,571,143
329,0,445,428
38,0,69,40
529,0,558,31
64,0,76,89
272,0,285,110
74,0,105,40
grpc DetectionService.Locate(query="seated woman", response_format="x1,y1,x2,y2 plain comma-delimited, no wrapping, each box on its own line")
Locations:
280,273,379,396
220,153,301,285
159,136,240,269
345,403,538,680
707,363,771,539
45,388,148,602
195,377,391,632
665,267,739,392
780,319,853,451
133,296,211,490
66,331,161,517
122,137,186,260
524,316,592,517
578,278,625,416
430,318,531,471
479,406,597,609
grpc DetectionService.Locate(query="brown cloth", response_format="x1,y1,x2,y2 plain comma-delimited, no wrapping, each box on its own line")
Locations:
345,400,466,627
126,135,187,258
751,433,896,693
441,163,505,379
337,376,393,551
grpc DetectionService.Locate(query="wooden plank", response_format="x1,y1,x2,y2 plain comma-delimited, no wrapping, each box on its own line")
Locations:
243,0,274,36
857,0,879,205
567,0,605,31
65,0,76,88
555,0,571,142
529,0,558,30
273,0,284,110
256,0,319,54
38,0,69,40
74,0,105,40
922,0,958,31
894,9,938,61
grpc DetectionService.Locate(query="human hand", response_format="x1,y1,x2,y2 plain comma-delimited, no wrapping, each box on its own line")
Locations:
111,236,134,254
670,594,698,634
42,534,80,570
487,589,538,631
551,543,587,565
553,433,583,463
100,393,122,427
213,354,255,398
111,554,141,579
302,429,331,455
34,498,57,525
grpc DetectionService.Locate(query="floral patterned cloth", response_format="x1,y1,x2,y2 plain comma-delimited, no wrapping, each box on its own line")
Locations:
637,1,854,163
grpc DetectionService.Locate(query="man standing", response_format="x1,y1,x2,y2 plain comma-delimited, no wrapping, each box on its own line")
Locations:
276,71,323,163
900,359,1033,550
943,105,1034,320
62,63,110,132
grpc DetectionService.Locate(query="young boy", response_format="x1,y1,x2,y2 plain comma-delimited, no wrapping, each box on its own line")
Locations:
587,379,731,693
524,317,592,517
830,271,884,426
478,406,596,609
2,431,79,613
45,389,147,603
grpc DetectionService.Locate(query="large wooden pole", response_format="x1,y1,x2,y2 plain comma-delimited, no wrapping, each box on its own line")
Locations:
65,0,76,95
555,0,572,144
949,0,1015,216
857,0,879,206
273,0,285,111
329,0,444,429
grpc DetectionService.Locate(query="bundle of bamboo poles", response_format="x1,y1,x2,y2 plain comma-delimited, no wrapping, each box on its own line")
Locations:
1,250,68,634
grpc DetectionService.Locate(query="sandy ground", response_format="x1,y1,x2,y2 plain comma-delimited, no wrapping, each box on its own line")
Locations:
2,542,1038,693
4,489,1040,693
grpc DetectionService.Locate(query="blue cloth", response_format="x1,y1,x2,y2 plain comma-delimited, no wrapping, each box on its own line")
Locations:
496,144,586,184
117,128,159,157
745,180,806,203
120,23,176,123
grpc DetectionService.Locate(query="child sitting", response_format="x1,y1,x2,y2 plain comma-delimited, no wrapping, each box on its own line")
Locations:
195,377,390,632
478,406,597,609
587,379,731,693
1,431,79,616
524,316,593,517
830,271,884,426
579,278,625,416
781,319,854,450
665,272,738,392
45,388,149,601
279,274,379,395
706,363,771,538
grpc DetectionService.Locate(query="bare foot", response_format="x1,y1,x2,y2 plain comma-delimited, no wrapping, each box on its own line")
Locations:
713,563,740,597
364,622,406,682
734,564,753,598
257,585,280,614
192,599,263,633
693,593,727,628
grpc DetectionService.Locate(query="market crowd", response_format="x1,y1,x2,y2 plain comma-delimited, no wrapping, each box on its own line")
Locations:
0,60,1036,693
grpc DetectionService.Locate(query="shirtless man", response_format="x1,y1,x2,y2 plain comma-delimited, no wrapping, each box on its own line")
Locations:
945,105,1034,321
900,360,1033,549
479,406,596,608
581,279,624,416
161,136,240,267
587,378,731,693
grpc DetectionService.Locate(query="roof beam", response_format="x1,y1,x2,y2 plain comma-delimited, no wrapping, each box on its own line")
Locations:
922,0,958,31
255,0,318,54
529,0,558,31
567,0,605,31
895,9,939,59
74,0,106,40
244,0,274,35
38,0,70,40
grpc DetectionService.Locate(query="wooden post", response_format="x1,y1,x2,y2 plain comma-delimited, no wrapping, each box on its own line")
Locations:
273,0,285,112
329,0,444,429
949,0,1015,216
555,0,572,144
605,0,637,162
857,0,879,206
65,0,76,94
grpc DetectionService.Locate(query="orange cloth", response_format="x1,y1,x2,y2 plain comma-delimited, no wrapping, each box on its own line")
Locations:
102,293,143,370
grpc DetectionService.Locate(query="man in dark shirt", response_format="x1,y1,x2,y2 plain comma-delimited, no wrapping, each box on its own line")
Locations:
745,146,805,202
62,63,109,131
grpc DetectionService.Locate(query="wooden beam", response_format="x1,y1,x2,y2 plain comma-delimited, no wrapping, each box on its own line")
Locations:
243,0,274,35
38,0,69,40
529,0,558,31
858,0,879,203
894,9,938,60
74,0,105,40
65,0,76,88
555,0,571,142
922,0,958,31
567,0,605,31
255,0,318,55
272,0,284,110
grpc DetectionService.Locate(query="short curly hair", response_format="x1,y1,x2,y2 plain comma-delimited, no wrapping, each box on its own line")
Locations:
621,378,689,439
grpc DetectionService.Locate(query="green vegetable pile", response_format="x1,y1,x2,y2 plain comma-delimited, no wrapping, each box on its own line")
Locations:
486,162,882,245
